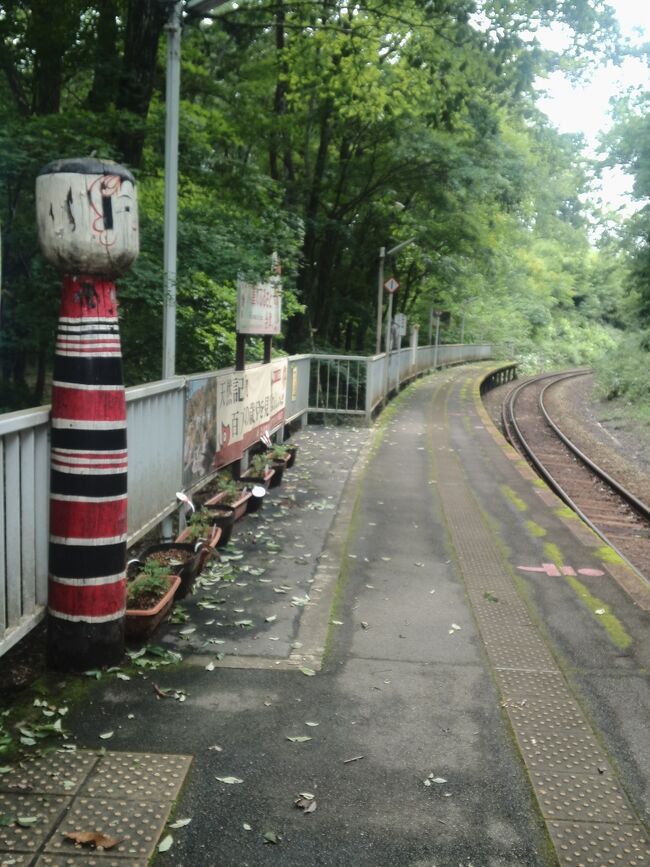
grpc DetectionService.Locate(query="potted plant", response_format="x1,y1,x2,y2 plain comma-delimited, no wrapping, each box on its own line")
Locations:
201,503,236,547
269,442,298,469
203,473,251,522
241,453,275,489
137,541,203,600
175,508,222,579
125,560,181,641
265,443,297,487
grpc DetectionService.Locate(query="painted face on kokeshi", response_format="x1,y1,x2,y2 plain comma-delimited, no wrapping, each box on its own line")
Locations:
36,158,139,277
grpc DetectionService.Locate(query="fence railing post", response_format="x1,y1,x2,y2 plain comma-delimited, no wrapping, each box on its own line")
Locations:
365,358,373,424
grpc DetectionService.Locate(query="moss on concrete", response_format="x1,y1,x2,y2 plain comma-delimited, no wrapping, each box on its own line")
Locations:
564,575,632,650
500,485,528,512
595,545,626,565
555,505,578,520
543,542,564,566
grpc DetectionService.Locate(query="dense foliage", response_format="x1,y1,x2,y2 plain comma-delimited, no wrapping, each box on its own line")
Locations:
0,0,632,410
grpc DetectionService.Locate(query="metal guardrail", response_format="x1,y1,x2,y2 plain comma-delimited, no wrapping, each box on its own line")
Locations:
309,344,492,421
0,343,492,656
0,407,50,655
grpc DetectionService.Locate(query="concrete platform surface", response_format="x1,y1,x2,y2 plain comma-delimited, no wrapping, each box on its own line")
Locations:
1,363,648,867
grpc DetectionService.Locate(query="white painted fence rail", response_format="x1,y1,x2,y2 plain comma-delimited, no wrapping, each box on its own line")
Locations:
0,343,492,656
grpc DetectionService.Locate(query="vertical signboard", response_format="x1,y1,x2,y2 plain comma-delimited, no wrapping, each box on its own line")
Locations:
236,256,282,335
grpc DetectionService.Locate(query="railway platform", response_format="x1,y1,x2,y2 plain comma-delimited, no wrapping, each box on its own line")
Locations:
0,362,648,867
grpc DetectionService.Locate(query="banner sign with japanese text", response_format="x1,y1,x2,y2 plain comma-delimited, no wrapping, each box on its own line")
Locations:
215,358,288,467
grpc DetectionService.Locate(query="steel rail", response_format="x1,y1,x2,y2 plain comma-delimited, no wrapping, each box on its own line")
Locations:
505,369,650,587
540,375,650,522
501,370,574,448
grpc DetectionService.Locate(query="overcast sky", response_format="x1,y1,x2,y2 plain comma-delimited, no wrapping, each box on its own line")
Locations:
535,0,650,212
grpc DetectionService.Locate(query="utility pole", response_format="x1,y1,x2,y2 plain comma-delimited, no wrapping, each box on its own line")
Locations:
374,237,416,355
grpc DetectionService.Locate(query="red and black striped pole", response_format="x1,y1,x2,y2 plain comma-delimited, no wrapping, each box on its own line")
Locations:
36,158,139,670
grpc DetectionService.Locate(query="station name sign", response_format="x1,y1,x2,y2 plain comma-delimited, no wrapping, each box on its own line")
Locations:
236,254,282,335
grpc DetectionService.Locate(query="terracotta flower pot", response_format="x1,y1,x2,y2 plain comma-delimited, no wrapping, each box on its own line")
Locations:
125,574,181,642
204,489,251,522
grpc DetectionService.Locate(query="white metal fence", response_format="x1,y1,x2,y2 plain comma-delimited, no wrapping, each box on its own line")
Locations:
0,343,492,656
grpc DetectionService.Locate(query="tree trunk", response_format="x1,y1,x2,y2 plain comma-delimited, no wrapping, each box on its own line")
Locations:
87,0,120,111
29,0,69,114
287,102,333,351
116,0,167,168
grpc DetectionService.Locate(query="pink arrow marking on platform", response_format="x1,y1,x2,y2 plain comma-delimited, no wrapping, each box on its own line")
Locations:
518,564,604,577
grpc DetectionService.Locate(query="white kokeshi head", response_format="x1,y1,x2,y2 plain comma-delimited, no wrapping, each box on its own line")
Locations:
36,158,139,277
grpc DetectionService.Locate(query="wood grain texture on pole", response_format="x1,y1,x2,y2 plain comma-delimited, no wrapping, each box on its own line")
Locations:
37,157,138,670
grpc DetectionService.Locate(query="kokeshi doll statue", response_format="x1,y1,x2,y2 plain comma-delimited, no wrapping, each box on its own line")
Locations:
36,158,138,669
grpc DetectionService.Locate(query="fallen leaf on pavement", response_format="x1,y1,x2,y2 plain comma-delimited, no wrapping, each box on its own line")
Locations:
63,831,121,849
168,818,192,829
294,795,317,814
264,831,280,844
299,667,316,677
216,776,243,784
157,834,173,852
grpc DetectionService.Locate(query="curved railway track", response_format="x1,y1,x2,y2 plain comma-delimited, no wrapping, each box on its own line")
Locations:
503,369,650,584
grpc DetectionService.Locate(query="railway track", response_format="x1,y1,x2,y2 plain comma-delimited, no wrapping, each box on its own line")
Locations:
503,369,650,583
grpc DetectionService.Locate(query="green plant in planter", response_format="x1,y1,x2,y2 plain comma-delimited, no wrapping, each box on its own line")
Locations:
248,453,270,476
216,474,245,505
127,560,171,609
184,507,215,542
269,444,289,461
